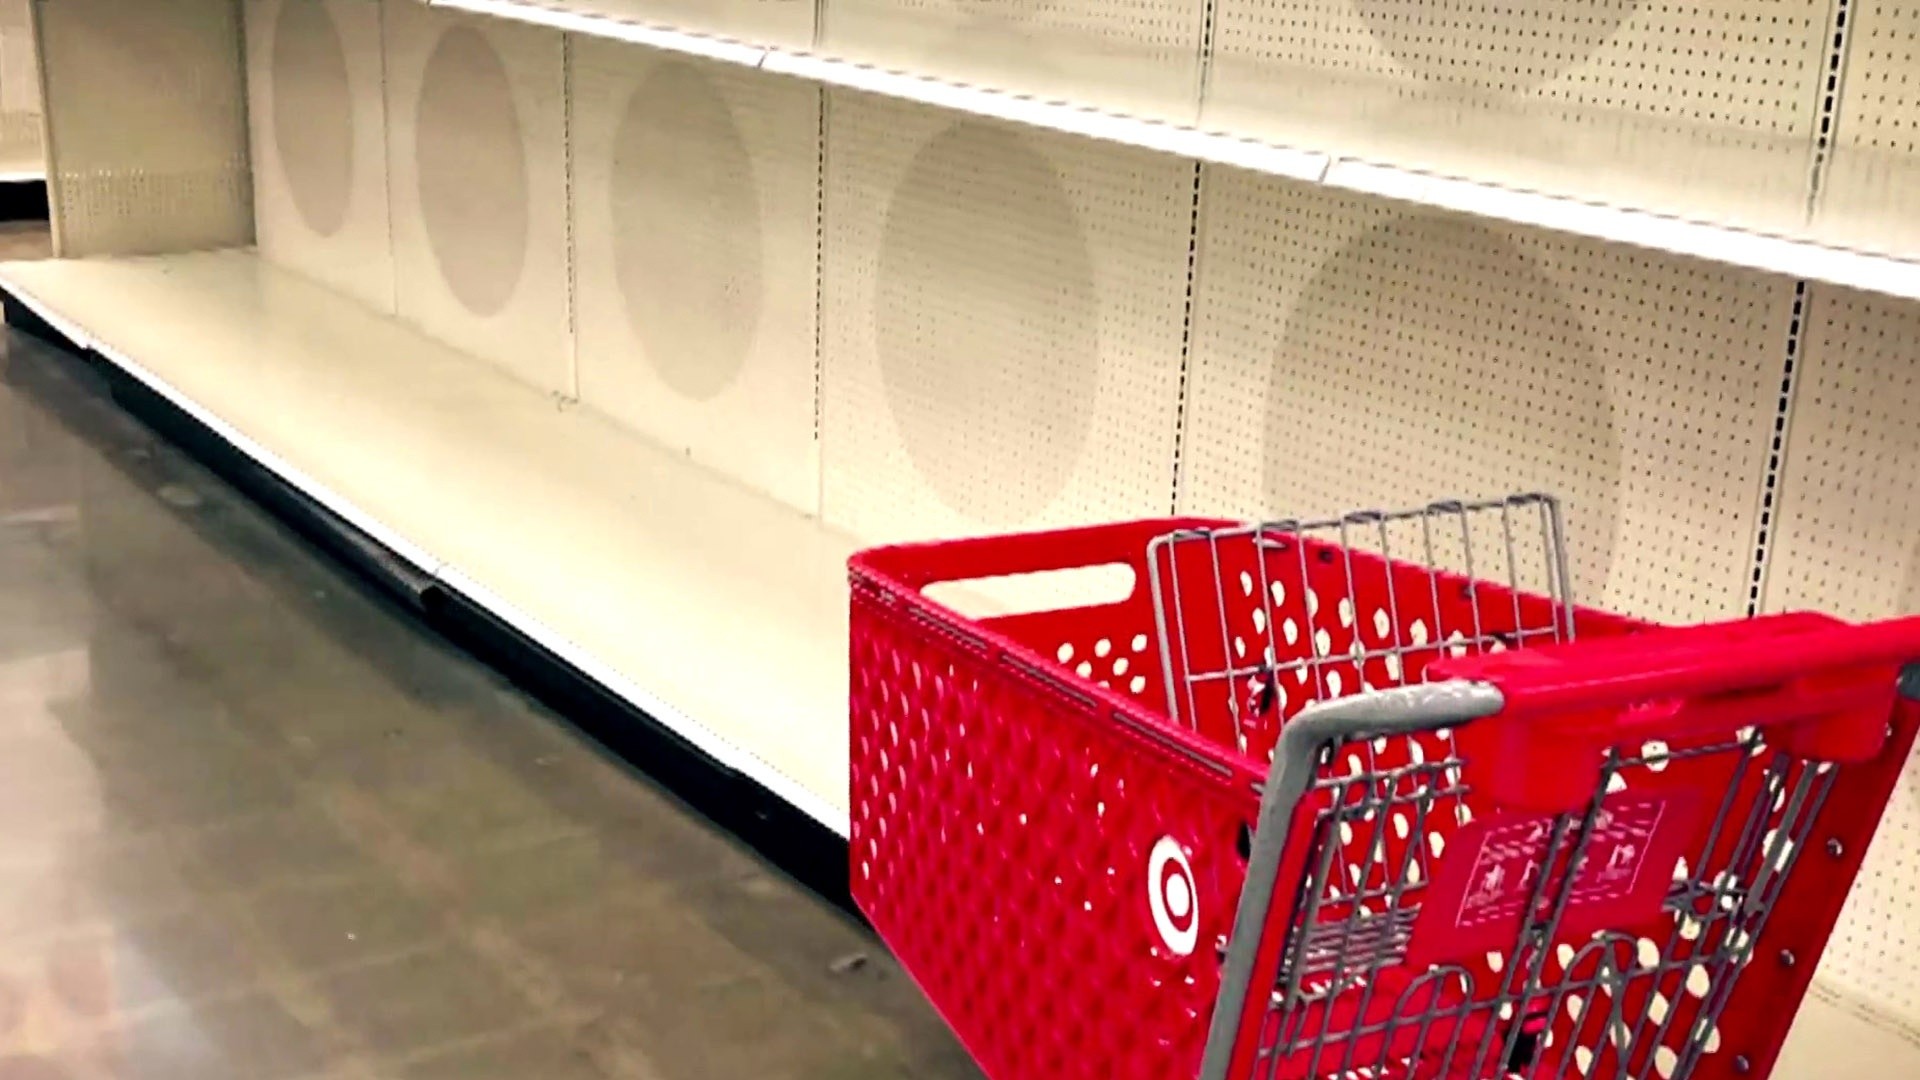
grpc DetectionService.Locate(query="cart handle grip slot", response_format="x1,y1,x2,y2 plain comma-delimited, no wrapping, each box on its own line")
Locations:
849,518,1226,591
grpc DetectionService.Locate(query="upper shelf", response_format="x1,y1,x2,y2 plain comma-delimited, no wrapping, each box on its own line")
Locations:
430,0,1920,303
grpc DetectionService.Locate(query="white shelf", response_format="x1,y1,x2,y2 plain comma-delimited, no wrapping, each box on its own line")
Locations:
430,0,1920,304
1780,989,1920,1078
430,0,1324,184
0,248,857,835
1324,162,1920,303
435,0,767,64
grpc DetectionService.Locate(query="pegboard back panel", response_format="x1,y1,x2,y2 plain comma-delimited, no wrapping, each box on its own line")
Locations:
518,0,815,48
1762,285,1920,1033
1179,167,1793,626
1814,3,1920,259
0,0,41,178
819,0,1206,123
570,37,819,512
383,0,569,395
245,0,395,313
819,91,1192,545
1204,0,1828,233
36,0,253,256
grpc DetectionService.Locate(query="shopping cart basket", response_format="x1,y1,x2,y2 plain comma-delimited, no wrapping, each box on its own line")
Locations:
847,495,1920,1080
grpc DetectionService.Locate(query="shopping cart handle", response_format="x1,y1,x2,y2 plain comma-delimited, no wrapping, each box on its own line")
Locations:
1204,682,1509,1080
1436,612,1920,813
849,518,1227,590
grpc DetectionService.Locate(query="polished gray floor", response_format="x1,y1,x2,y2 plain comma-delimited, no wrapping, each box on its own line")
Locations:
0,326,978,1078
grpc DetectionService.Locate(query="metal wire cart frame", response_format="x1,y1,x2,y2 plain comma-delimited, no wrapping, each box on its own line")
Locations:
847,495,1920,1080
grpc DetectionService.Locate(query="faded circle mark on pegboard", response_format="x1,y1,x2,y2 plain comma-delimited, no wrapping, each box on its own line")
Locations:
1265,214,1620,595
1353,0,1641,89
415,26,528,318
271,0,353,237
612,63,760,402
877,121,1097,527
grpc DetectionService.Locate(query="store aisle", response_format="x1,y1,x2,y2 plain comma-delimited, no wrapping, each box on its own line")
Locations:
0,327,979,1078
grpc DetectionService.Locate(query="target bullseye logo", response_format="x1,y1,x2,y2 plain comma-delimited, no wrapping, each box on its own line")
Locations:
1148,836,1200,956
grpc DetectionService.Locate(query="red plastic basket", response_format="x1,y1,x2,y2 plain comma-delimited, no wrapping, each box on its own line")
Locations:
847,514,1920,1080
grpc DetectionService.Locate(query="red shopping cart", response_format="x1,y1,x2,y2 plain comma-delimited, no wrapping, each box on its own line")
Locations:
847,495,1920,1080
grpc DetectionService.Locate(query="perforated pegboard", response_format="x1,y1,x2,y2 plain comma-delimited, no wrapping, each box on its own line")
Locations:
36,0,253,256
524,0,816,48
1762,284,1920,1032
1178,166,1796,626
1204,0,1829,232
0,0,41,178
569,38,819,512
244,0,394,312
1815,3,1920,259
819,91,1192,545
383,0,570,394
820,0,1206,123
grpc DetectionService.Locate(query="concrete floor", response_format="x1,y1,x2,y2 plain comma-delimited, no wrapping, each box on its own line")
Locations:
0,324,981,1076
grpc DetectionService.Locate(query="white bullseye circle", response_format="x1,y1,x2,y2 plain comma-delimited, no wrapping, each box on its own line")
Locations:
1148,835,1199,957
1167,874,1192,920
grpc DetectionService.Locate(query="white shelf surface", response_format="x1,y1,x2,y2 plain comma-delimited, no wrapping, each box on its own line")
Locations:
1780,989,1920,1078
428,0,1920,304
0,248,856,835
431,0,1327,181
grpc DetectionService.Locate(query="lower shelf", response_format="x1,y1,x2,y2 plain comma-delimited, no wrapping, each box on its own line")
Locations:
1778,988,1920,1077
0,249,856,837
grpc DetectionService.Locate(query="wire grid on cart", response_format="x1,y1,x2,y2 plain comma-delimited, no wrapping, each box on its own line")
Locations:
845,494,1920,1080
1156,496,1851,1080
